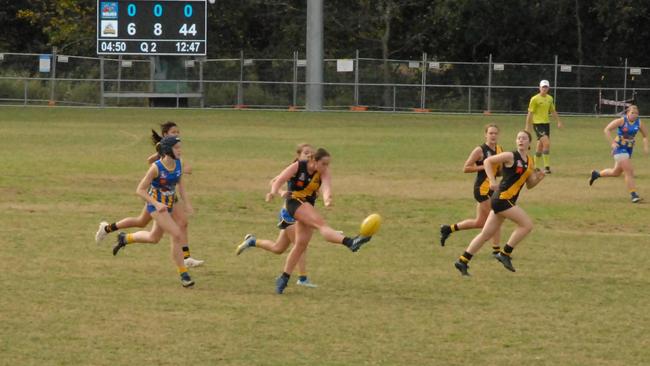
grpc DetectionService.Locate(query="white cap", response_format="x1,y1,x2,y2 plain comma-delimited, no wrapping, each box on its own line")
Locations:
539,80,550,88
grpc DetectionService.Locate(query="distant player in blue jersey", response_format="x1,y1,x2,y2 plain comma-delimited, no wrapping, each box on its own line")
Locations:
235,143,320,288
589,105,648,203
95,121,203,267
112,136,196,288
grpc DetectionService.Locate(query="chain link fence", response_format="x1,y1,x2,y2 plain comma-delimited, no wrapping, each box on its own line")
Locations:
1,50,649,114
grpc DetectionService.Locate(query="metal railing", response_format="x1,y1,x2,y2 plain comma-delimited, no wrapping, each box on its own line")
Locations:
1,50,649,114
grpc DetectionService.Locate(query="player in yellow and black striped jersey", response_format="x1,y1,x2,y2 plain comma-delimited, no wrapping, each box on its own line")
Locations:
266,148,375,294
440,124,503,257
454,131,545,276
235,143,320,288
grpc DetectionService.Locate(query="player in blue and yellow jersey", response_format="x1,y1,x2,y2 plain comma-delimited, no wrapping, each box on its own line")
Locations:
95,122,203,267
235,143,319,288
441,124,503,256
266,148,373,294
589,105,648,203
454,131,545,276
112,136,196,288
525,80,563,174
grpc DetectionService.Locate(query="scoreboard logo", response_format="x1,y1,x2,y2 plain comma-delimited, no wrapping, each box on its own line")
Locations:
101,20,118,37
100,2,118,19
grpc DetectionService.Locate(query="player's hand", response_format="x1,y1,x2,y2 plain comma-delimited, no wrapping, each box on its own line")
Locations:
324,198,333,208
536,170,546,180
265,192,274,202
489,181,499,192
557,120,563,129
155,202,167,213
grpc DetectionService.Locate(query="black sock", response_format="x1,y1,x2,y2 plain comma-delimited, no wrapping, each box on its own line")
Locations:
281,272,290,280
342,237,354,247
459,251,473,263
105,223,118,233
503,244,514,256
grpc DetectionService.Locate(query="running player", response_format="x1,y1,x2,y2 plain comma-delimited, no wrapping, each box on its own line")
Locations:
440,124,503,256
112,136,196,287
267,148,373,294
525,80,563,174
95,122,203,267
454,131,545,276
236,143,319,288
589,105,648,203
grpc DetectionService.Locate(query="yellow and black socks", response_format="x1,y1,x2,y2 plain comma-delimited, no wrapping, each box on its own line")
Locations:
177,266,189,276
451,224,459,232
105,222,119,233
182,246,191,259
492,244,501,255
459,251,473,263
500,244,514,257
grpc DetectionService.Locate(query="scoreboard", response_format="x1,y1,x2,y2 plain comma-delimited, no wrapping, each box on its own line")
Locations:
96,0,206,55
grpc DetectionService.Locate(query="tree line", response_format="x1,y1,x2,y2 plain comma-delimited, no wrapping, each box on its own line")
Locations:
1,0,649,66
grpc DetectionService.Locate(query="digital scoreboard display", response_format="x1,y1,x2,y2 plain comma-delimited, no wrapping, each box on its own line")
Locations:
96,0,206,55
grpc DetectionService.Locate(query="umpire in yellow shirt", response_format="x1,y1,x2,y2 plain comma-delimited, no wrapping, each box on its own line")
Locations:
525,80,563,174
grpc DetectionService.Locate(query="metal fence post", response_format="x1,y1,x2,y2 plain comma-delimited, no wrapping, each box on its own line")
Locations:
117,55,122,105
554,55,558,109
468,87,472,113
421,52,427,109
24,79,28,106
49,47,57,105
199,57,205,108
623,57,628,105
292,51,298,107
393,85,396,112
487,54,492,113
354,49,359,105
100,56,105,107
238,50,244,106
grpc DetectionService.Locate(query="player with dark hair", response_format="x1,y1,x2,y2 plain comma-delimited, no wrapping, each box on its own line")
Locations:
112,136,196,287
454,131,545,276
95,122,203,267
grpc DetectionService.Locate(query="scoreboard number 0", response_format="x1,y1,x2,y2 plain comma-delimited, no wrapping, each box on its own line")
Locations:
97,0,206,56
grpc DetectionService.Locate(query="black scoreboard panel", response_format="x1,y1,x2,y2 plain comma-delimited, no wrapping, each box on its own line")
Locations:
97,0,206,55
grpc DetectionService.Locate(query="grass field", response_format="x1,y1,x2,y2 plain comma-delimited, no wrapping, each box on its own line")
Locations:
2,106,649,365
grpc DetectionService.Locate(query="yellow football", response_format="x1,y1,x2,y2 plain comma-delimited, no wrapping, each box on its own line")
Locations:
359,213,382,237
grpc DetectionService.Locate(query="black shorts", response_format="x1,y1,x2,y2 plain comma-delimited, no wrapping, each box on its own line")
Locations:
473,186,493,203
284,198,315,218
490,193,517,214
533,123,550,140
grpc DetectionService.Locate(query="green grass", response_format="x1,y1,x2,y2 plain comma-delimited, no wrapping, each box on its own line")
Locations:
2,106,649,365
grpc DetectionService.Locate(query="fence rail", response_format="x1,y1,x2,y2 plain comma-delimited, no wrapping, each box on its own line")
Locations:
1,50,648,114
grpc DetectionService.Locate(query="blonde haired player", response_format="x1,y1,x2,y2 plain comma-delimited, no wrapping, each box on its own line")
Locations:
525,80,563,174
589,105,648,203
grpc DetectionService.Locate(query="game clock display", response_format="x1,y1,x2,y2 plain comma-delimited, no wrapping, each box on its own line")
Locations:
96,0,206,55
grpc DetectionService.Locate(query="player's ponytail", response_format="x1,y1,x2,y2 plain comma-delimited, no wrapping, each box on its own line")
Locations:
151,129,163,145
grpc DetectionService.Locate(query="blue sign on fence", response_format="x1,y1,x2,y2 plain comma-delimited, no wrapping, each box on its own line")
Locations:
39,55,51,73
